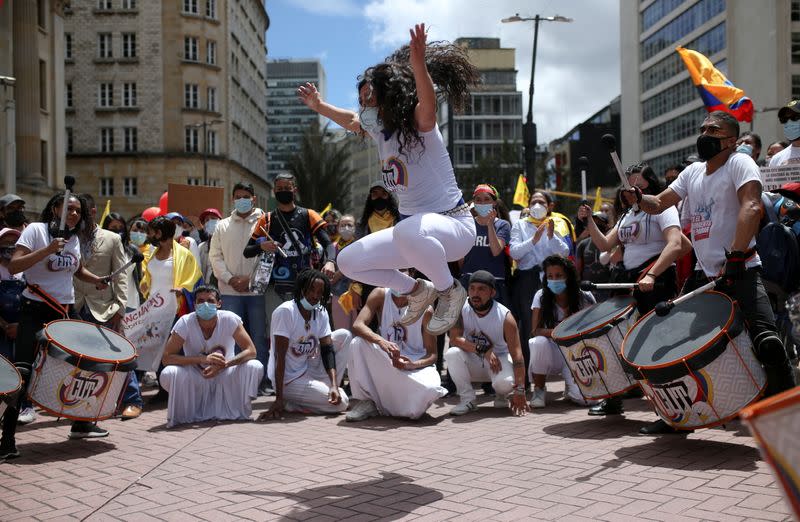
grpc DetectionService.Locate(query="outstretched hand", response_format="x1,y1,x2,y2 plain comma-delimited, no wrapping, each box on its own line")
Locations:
297,82,322,112
409,23,427,66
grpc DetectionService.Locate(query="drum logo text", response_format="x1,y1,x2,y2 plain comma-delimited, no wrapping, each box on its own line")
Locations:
570,345,605,386
650,371,713,424
59,371,109,407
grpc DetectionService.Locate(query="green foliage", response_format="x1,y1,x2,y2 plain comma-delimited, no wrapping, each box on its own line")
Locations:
455,140,522,205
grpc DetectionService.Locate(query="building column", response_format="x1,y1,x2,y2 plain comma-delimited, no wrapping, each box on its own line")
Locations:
13,0,43,185
51,0,66,188
1,80,16,194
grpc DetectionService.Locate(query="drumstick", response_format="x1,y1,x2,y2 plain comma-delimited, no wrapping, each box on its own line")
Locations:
101,251,145,283
580,281,638,291
600,134,639,212
59,176,76,232
260,226,287,258
654,280,718,316
578,156,589,204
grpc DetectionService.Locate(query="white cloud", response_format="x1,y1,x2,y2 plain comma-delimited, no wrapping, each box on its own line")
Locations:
282,0,362,17
361,0,621,143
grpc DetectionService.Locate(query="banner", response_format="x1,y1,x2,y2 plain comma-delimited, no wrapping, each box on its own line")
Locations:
760,165,800,193
121,291,177,371
513,174,530,207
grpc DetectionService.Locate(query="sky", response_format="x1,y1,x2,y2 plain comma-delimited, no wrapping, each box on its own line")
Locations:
266,0,621,144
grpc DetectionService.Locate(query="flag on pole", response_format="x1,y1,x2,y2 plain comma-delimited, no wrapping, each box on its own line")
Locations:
512,174,530,208
319,202,332,216
99,199,111,227
676,46,753,122
592,187,604,212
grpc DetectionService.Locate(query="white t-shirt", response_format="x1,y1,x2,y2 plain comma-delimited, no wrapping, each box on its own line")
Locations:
269,300,332,385
531,289,596,321
669,153,762,276
460,300,512,355
768,144,800,166
171,310,242,360
370,123,462,215
17,222,81,304
147,256,173,297
379,289,426,361
616,206,680,269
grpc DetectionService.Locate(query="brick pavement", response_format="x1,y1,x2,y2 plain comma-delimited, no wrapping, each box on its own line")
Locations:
0,382,793,521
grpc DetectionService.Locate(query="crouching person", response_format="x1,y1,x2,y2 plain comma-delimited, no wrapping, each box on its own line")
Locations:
161,285,264,428
346,270,447,422
259,269,352,420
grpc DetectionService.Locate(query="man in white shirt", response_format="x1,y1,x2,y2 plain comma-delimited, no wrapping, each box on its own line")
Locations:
769,100,800,166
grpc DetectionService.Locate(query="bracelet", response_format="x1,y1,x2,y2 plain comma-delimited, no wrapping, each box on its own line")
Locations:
645,272,657,278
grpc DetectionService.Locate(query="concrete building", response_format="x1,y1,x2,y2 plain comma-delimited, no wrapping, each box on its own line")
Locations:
620,0,794,176
63,0,271,218
266,59,326,180
0,0,70,212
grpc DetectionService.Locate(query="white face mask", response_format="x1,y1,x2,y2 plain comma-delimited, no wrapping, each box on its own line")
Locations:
204,219,219,236
530,203,547,220
359,106,381,134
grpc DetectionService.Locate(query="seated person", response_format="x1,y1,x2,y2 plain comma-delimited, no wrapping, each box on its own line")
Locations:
259,269,352,420
161,285,264,428
346,269,447,422
444,270,528,417
528,255,596,409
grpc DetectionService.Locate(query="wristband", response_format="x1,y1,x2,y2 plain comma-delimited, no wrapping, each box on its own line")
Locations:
645,272,657,278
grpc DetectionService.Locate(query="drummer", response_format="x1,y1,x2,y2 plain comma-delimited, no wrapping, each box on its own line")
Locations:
1,194,110,460
579,164,689,417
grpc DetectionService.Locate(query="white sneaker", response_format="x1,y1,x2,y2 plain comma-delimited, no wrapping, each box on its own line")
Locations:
449,400,477,416
17,407,37,425
493,396,508,409
398,279,438,326
346,399,379,422
426,280,468,335
530,388,546,409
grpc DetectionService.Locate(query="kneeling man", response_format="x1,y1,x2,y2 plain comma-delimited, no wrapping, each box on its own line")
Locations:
161,285,264,428
346,272,447,422
445,271,529,416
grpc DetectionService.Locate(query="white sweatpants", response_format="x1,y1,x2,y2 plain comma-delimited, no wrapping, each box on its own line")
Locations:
528,336,584,403
444,347,514,403
161,359,264,428
282,329,352,414
337,212,476,292
347,337,447,419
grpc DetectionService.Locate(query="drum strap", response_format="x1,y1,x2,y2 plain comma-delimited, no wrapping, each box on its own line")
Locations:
26,284,68,319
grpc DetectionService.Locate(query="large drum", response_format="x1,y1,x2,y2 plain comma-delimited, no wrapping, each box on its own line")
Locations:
552,296,638,400
740,386,800,521
0,354,22,419
28,320,137,421
622,291,767,430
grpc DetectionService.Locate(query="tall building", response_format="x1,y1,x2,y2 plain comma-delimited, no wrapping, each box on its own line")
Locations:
0,0,70,212
266,59,326,180
64,0,271,217
620,0,793,176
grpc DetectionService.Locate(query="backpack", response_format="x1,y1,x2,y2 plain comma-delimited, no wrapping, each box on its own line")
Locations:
757,193,800,293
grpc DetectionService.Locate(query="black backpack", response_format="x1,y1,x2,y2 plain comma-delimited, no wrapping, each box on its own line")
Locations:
757,193,800,293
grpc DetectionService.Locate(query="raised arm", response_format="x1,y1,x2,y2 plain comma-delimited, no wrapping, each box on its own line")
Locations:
297,82,361,133
409,23,436,132
625,187,682,216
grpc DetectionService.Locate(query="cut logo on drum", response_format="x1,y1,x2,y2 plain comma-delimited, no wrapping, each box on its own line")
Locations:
649,370,714,426
58,369,110,407
570,345,606,387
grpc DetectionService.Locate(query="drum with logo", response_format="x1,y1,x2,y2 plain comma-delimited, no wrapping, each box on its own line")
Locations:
0,354,22,419
740,386,800,520
27,320,137,421
552,296,638,400
621,291,767,430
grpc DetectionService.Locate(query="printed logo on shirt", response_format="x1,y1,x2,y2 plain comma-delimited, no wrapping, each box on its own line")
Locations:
467,330,493,354
47,252,78,272
387,322,407,344
381,156,408,192
691,197,716,241
617,222,641,243
474,234,490,247
290,335,319,358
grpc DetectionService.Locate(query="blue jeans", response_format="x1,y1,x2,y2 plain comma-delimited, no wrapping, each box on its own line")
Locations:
222,294,268,373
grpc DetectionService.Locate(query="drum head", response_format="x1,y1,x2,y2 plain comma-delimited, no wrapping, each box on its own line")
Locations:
0,354,21,394
552,296,635,341
623,292,734,368
44,320,136,363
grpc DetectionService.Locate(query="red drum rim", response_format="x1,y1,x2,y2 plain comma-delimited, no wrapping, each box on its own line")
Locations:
0,353,22,396
551,301,636,343
620,290,736,371
43,319,137,364
740,385,800,421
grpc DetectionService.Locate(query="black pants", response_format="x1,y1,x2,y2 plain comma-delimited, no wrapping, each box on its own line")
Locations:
511,268,541,385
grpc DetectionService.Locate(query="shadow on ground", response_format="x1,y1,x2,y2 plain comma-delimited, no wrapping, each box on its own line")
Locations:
9,439,116,465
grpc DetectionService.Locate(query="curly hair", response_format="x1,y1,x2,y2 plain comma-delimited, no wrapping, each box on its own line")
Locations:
40,193,90,237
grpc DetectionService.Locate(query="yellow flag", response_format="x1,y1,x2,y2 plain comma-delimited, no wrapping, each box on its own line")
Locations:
592,187,604,212
99,199,111,227
320,202,332,216
512,174,530,208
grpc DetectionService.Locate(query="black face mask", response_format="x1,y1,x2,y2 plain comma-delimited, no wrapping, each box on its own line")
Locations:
275,191,294,205
4,210,26,228
372,198,388,211
469,298,493,312
696,134,730,161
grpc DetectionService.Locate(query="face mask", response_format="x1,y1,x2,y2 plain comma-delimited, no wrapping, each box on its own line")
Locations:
130,231,147,246
299,297,319,311
4,210,25,228
530,203,547,220
473,203,494,217
234,197,253,214
696,134,730,161
784,120,800,141
359,106,381,134
0,246,14,260
204,219,219,236
547,279,568,295
372,198,388,212
339,225,355,240
736,144,753,156
195,302,218,321
275,190,294,205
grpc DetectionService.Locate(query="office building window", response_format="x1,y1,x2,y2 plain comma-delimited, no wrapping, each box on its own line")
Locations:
206,40,217,65
100,177,114,197
66,83,73,108
100,128,115,152
640,0,725,62
97,0,112,9
66,128,74,153
187,177,201,186
206,0,217,18
640,0,685,33
122,0,137,9
185,127,199,152
98,82,114,107
37,0,47,28
183,0,198,14
207,130,217,155
184,84,199,109
123,127,137,152
642,77,699,122
40,141,48,177
642,107,706,152
98,33,113,58
641,23,725,92
184,37,198,61
123,177,138,196
793,75,800,100
793,33,800,64
122,33,137,58
207,86,217,112
122,82,137,107
65,33,73,60
794,1,800,22
39,60,47,110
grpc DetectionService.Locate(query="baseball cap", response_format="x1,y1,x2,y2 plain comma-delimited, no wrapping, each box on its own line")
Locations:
199,208,222,222
774,182,800,203
0,228,21,242
778,100,800,122
0,194,24,209
469,270,496,289
165,212,185,222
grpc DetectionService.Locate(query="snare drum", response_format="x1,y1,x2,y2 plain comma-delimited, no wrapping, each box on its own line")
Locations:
0,354,22,419
27,320,137,421
622,291,767,430
740,386,800,520
552,296,638,400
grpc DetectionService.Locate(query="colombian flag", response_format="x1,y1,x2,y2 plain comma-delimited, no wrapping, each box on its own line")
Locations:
677,47,753,122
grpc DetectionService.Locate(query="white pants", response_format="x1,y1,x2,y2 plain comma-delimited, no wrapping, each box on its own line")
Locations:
347,337,447,419
282,329,352,414
528,336,585,403
337,212,476,292
444,347,514,403
161,359,264,428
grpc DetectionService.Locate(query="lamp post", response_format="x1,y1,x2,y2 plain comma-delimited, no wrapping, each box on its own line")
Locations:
191,118,224,185
502,13,572,189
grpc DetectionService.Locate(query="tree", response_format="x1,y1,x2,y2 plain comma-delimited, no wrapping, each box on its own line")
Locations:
288,122,355,212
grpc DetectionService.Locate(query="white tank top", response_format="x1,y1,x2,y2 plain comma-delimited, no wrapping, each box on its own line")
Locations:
380,289,426,361
370,124,462,215
460,300,510,355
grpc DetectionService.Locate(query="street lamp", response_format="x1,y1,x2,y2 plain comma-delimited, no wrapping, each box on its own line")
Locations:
190,118,224,185
502,13,572,189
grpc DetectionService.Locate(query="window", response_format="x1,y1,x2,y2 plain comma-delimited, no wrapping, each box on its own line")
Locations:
66,83,73,108
122,82,137,107
99,177,114,197
640,0,725,62
793,75,800,100
122,33,136,58
97,0,112,9
184,37,198,61
123,177,138,196
793,1,800,22
207,86,217,112
123,127,137,152
98,82,114,107
641,23,725,92
640,0,685,32
65,33,73,60
66,128,73,153
207,130,217,155
793,33,800,65
206,40,216,65
642,107,706,152
98,33,113,58
185,127,199,152
40,141,48,177
122,0,137,9
37,0,47,29
187,177,201,185
183,0,198,14
100,128,114,152
206,0,217,18
39,60,47,110
642,77,699,122
184,84,199,108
